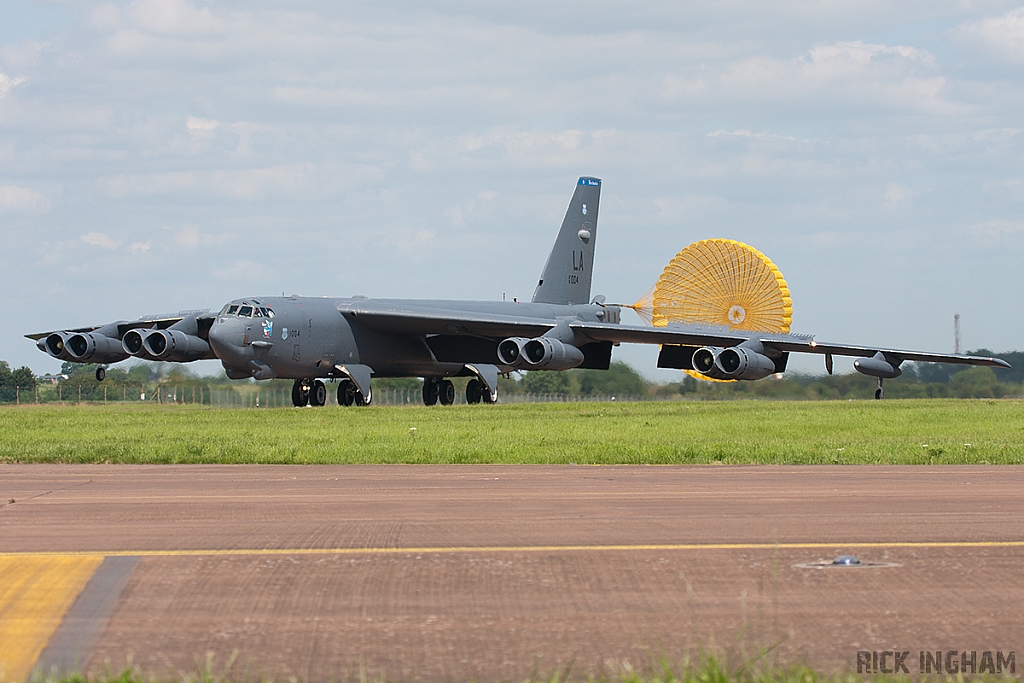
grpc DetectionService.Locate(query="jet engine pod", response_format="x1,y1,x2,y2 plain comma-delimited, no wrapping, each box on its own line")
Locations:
497,337,530,367
522,337,585,371
44,332,74,360
66,332,129,364
691,347,721,376
121,329,155,359
854,351,902,379
143,329,211,363
714,346,776,381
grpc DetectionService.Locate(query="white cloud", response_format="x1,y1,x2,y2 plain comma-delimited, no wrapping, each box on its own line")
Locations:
711,40,952,114
128,0,215,36
81,232,120,249
128,240,152,252
0,70,25,100
969,219,1024,242
186,115,219,135
0,186,47,214
953,7,1024,62
707,130,809,142
213,258,262,281
883,183,925,208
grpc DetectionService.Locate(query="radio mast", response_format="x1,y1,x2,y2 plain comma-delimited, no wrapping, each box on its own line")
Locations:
954,313,961,355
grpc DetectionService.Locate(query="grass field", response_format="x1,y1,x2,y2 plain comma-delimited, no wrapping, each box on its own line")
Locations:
1,399,1023,465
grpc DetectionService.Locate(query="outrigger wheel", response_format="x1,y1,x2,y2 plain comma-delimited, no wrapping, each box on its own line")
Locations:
631,238,793,383
95,366,105,382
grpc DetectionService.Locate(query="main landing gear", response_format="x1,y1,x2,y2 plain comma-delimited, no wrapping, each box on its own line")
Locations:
422,377,455,406
423,377,495,406
465,379,494,405
291,378,371,407
337,379,367,407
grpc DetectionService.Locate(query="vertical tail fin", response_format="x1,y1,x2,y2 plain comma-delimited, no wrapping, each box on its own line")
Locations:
532,176,601,305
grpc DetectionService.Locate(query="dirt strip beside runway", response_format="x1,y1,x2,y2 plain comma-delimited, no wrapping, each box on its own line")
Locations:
2,465,1023,680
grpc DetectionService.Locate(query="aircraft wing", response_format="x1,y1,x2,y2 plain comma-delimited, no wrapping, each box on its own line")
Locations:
341,302,1010,369
339,303,559,339
571,322,1010,368
25,311,216,343
25,325,104,341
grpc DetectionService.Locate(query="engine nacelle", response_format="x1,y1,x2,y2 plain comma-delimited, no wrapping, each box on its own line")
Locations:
692,344,777,381
854,352,902,379
142,329,211,363
497,337,530,368
66,331,129,364
522,337,585,371
122,329,157,360
714,346,777,381
43,332,74,360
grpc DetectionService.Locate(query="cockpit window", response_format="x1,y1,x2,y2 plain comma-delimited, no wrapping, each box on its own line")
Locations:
227,305,239,315
238,305,253,317
266,308,275,318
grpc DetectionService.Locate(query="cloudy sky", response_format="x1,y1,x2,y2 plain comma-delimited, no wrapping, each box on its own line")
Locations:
2,0,1023,380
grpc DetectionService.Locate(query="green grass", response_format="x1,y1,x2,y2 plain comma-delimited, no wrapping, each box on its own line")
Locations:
31,659,1013,683
2,399,1023,465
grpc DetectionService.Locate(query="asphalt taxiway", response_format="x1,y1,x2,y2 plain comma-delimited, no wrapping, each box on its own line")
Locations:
2,465,1022,681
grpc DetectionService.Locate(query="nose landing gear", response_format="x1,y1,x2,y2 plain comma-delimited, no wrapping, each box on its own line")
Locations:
291,379,310,406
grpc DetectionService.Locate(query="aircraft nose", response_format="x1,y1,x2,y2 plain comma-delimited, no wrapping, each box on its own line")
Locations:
208,317,248,361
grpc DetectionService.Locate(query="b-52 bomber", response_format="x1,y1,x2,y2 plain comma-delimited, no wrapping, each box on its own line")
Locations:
28,177,1009,405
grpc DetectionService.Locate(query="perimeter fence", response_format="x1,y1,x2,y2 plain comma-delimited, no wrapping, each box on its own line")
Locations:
1,384,640,407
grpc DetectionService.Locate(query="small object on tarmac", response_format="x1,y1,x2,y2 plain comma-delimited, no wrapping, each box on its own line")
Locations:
832,555,861,565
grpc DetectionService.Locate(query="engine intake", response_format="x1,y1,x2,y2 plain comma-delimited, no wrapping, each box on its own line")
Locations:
66,331,129,364
142,330,211,363
122,329,156,359
521,337,584,371
44,332,74,360
497,337,529,367
691,343,777,381
497,336,585,371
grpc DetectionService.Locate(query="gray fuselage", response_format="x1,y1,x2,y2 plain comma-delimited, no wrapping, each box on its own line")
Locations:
208,296,616,380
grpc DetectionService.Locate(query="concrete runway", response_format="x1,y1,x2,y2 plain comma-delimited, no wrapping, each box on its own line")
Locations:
2,465,1023,681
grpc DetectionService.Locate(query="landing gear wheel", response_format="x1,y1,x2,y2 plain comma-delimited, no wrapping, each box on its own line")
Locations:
338,379,354,406
466,379,482,404
439,379,455,406
310,380,327,407
353,388,369,406
95,367,105,382
480,386,495,404
875,377,884,400
292,379,310,407
422,378,439,406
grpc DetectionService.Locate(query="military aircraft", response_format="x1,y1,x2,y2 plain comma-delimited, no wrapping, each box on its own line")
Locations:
28,176,1009,405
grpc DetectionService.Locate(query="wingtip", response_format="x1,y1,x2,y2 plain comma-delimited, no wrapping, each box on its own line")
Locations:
994,358,1013,369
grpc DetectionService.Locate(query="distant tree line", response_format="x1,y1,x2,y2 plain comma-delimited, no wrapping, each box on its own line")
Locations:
1,350,1021,403
0,361,36,403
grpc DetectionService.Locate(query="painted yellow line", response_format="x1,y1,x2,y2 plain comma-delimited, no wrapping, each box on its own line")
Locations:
1,541,1024,559
0,555,104,683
